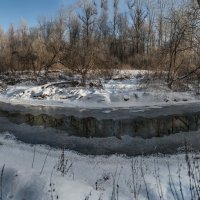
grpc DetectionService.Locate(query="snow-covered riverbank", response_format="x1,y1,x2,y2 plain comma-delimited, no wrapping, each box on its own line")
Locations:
0,132,199,200
0,70,199,199
0,70,199,109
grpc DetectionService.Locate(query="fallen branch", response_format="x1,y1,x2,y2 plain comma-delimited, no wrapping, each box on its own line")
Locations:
43,81,80,89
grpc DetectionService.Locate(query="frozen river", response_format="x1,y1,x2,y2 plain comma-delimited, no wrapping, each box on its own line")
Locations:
0,100,200,155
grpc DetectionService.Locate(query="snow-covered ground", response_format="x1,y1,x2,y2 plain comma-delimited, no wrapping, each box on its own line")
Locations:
0,70,199,199
0,132,198,200
0,70,199,108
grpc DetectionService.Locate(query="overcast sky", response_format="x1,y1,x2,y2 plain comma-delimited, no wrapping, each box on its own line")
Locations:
0,0,77,31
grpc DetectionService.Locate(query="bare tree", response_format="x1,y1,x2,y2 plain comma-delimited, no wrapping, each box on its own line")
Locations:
37,9,67,75
98,0,109,40
197,0,200,7
117,13,129,65
62,0,99,85
164,2,200,88
68,13,81,46
79,0,97,48
110,0,119,57
0,0,199,89
127,0,147,55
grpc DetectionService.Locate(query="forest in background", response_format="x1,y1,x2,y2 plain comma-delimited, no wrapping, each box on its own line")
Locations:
0,0,199,88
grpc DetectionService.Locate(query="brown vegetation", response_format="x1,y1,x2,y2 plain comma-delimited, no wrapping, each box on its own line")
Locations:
0,0,199,88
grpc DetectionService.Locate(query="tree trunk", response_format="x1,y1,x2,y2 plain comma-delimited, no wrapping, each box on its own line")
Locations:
197,0,200,7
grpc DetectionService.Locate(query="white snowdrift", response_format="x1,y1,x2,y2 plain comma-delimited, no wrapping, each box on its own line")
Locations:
0,70,199,108
0,132,198,200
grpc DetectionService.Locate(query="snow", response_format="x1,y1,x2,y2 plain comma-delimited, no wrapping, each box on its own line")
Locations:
0,70,199,199
0,132,199,200
0,70,199,109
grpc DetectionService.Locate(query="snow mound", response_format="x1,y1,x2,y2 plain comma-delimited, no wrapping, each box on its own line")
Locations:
0,70,199,108
0,132,199,200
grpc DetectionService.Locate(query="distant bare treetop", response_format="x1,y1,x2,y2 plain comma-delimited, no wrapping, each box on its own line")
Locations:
0,0,199,89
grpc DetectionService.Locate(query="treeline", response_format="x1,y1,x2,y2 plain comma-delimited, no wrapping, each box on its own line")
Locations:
0,0,200,87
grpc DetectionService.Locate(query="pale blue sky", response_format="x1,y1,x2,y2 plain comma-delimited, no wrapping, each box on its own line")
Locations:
0,0,129,31
0,0,77,30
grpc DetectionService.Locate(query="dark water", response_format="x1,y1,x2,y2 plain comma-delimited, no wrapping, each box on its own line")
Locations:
0,116,200,156
0,101,200,155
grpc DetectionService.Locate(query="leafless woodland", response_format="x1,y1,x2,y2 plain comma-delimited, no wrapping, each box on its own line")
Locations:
0,0,199,88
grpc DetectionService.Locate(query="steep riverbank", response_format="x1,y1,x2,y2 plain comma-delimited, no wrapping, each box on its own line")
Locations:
0,101,200,138
0,101,200,155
